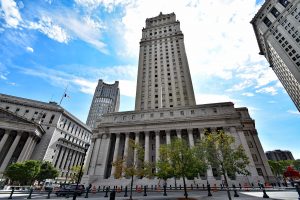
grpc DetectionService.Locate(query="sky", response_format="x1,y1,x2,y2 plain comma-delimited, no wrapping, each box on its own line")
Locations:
0,0,299,159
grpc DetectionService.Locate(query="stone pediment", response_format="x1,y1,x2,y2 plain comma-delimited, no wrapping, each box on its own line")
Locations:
0,107,35,125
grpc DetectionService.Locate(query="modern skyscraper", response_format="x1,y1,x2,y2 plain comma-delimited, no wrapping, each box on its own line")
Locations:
135,12,195,110
251,0,300,111
266,149,295,161
86,80,120,129
82,13,274,187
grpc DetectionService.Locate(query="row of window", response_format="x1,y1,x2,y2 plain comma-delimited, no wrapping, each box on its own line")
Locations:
60,118,90,141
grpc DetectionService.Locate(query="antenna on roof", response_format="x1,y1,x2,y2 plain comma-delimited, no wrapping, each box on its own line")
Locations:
59,84,70,105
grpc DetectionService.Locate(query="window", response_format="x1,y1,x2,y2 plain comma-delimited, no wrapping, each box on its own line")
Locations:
263,17,272,27
270,7,280,18
191,110,195,114
279,0,289,7
150,113,154,118
180,111,184,115
252,154,258,162
5,106,9,110
160,113,164,117
257,168,264,176
248,141,254,148
170,111,173,116
49,114,55,124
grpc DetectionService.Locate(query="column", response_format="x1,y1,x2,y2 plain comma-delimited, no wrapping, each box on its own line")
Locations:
0,133,21,172
166,130,171,145
69,150,77,168
23,137,36,160
155,131,160,163
0,130,9,154
123,133,129,160
84,139,95,175
133,132,139,165
25,138,37,160
89,138,101,175
144,131,150,162
176,129,182,139
111,133,120,177
188,129,194,147
17,134,33,162
55,146,65,168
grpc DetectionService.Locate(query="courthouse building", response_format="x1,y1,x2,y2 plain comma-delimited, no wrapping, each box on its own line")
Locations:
82,13,274,187
251,0,300,111
0,94,92,182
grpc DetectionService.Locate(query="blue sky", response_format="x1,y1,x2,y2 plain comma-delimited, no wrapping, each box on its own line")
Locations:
0,0,299,159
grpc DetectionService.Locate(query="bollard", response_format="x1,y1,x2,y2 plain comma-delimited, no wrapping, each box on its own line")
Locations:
277,182,281,187
104,187,109,197
207,184,212,196
163,184,167,196
233,184,239,197
98,186,101,192
143,186,147,196
103,186,105,192
295,184,300,200
27,188,33,199
170,185,172,190
124,186,128,197
197,184,199,189
109,190,116,200
8,188,14,199
262,185,269,198
179,185,181,190
151,185,153,190
191,184,193,190
47,189,52,199
252,183,254,188
154,185,157,190
203,184,205,190
239,183,242,190
108,186,110,191
220,184,223,190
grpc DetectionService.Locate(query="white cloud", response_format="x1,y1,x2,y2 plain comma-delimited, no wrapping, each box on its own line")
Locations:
242,92,254,97
74,0,131,12
287,110,300,115
226,80,253,92
0,0,22,28
256,86,278,95
28,16,71,43
195,93,237,105
26,46,34,52
0,74,7,80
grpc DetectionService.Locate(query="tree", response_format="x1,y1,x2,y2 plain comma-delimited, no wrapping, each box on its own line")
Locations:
112,139,152,200
284,166,300,179
69,165,84,183
293,160,300,172
4,160,41,185
200,130,250,200
157,139,207,199
36,161,59,184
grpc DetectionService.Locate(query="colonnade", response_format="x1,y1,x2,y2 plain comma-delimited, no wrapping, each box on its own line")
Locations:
52,142,86,178
0,129,38,173
88,127,235,180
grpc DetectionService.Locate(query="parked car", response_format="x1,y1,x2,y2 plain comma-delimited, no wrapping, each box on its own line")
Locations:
55,184,85,197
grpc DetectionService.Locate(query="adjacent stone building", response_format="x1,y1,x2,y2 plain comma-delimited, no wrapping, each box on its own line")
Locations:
0,94,92,182
82,13,274,187
86,80,120,129
266,149,295,161
251,0,300,111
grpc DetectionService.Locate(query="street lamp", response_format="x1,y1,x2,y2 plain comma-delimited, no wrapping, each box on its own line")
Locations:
72,143,90,200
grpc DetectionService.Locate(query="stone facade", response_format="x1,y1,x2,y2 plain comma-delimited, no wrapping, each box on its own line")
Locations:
251,0,300,111
83,12,274,187
86,80,120,129
0,93,92,182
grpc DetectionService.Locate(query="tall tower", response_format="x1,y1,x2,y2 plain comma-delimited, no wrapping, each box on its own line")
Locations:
251,0,300,111
86,80,120,129
135,12,196,111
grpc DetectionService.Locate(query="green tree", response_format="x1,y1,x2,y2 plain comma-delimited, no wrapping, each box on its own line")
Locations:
157,139,207,199
293,160,300,171
200,130,250,200
4,160,41,185
36,161,59,184
69,165,84,183
112,139,152,200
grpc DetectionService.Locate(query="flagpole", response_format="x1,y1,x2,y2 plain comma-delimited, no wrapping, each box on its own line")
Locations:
59,84,69,105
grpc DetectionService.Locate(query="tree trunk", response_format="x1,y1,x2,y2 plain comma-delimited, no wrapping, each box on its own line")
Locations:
221,164,232,200
182,176,188,199
129,175,134,200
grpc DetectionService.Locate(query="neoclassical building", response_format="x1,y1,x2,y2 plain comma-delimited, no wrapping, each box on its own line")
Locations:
0,94,92,182
82,13,274,187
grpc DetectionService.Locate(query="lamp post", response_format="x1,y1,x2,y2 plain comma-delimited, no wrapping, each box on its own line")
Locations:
72,143,90,200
